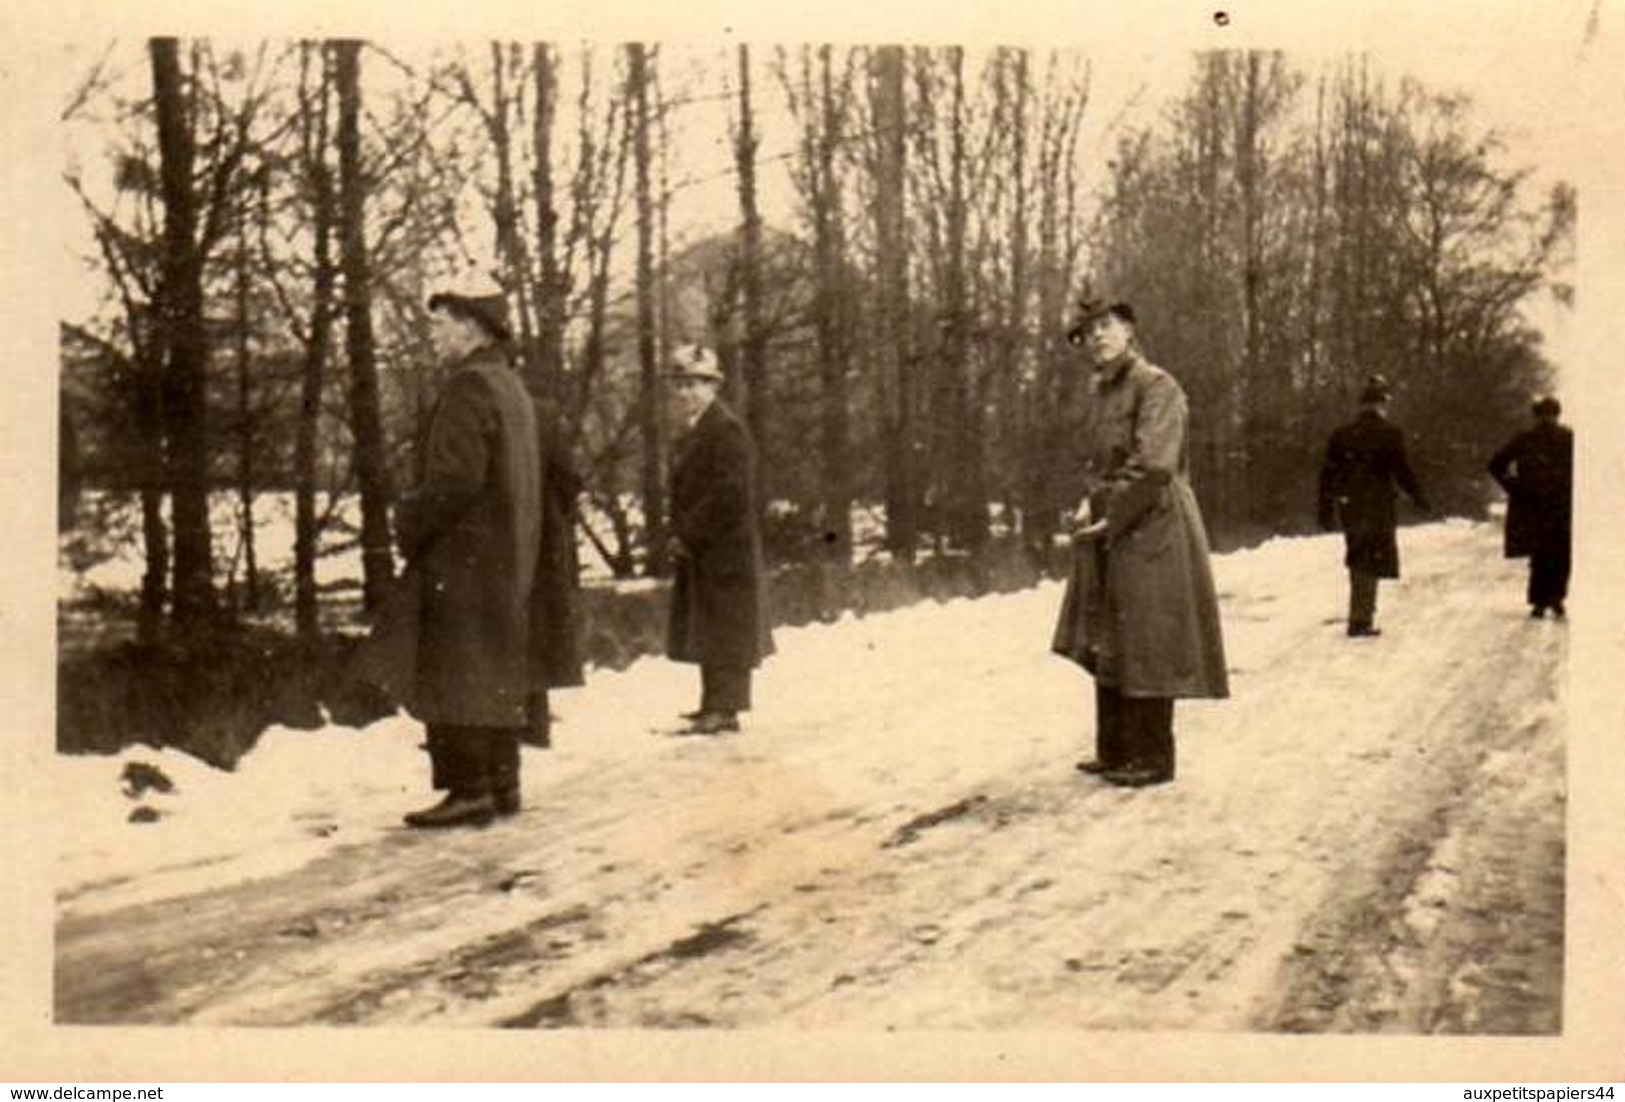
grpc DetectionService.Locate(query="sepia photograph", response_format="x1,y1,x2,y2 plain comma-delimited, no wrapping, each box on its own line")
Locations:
5,0,1624,1084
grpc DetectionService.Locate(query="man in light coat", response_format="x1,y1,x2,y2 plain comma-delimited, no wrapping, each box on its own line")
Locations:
664,344,774,735
1052,299,1229,788
356,286,542,827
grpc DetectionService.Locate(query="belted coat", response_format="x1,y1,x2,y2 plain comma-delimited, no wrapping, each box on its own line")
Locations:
1052,353,1229,700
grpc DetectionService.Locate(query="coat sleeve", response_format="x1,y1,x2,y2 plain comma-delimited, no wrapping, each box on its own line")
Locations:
1317,431,1344,530
396,372,495,560
673,421,752,549
1391,430,1429,511
1105,372,1183,537
1487,435,1519,495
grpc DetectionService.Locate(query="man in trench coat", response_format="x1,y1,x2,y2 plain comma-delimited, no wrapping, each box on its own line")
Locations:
664,344,774,735
1488,396,1573,618
1318,375,1430,637
355,286,543,828
1051,299,1229,788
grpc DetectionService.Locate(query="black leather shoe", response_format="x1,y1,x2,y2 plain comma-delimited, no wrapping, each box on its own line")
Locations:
1551,602,1566,619
494,786,521,817
1075,759,1109,775
403,792,495,829
1101,763,1174,788
1530,605,1546,619
677,712,741,735
1347,624,1382,637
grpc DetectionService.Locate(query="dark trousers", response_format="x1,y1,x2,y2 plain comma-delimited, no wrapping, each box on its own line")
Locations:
701,664,752,714
523,690,552,749
1349,569,1380,629
1094,684,1175,776
425,723,522,797
1528,549,1571,610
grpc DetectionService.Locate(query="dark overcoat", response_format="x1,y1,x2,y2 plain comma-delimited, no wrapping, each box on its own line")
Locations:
1487,422,1572,560
355,347,541,727
1318,410,1427,578
1052,354,1229,700
532,404,585,690
667,399,774,669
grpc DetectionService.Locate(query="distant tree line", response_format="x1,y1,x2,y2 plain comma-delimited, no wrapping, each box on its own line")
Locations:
59,41,1571,646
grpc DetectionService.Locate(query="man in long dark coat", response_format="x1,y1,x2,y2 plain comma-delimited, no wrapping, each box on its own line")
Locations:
1488,396,1573,618
355,287,542,828
525,403,586,747
664,344,774,735
1051,299,1229,788
1318,374,1430,637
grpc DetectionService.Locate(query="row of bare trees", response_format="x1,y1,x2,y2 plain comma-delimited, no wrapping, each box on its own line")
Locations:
60,40,1570,647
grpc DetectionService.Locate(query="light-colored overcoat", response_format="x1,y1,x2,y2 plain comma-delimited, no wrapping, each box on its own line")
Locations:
1053,353,1229,699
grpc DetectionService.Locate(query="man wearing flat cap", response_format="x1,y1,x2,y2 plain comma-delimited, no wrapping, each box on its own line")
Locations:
357,280,545,827
1318,374,1430,637
1488,396,1572,618
1051,298,1229,788
663,343,774,735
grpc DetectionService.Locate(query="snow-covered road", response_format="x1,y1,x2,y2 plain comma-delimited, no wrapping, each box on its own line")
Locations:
54,520,1567,1031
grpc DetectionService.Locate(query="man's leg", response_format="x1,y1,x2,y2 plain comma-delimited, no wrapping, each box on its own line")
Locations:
1078,682,1126,775
489,727,523,817
1348,569,1380,635
688,665,749,733
406,724,497,828
1104,696,1175,787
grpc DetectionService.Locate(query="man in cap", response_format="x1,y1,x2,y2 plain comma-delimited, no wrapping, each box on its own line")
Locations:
664,343,774,735
1488,396,1573,618
1318,374,1430,637
356,280,544,827
1051,298,1229,788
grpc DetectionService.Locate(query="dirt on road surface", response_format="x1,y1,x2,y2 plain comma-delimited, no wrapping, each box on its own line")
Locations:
56,521,1567,1032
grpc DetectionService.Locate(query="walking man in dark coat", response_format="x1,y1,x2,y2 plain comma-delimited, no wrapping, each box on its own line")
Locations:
664,344,774,735
356,285,543,828
1318,374,1430,637
1051,299,1229,788
1488,396,1573,618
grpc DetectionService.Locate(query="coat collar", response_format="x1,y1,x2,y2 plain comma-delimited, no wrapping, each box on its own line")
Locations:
1093,349,1145,391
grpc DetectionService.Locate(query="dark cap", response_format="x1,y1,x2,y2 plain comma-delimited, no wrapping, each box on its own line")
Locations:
1066,298,1137,347
1532,395,1561,419
427,290,512,344
1358,374,1391,405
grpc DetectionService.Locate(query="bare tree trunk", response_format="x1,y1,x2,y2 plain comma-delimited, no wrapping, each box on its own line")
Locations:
149,37,214,629
233,175,259,614
334,38,395,612
1004,49,1032,544
627,44,668,578
734,45,769,482
815,46,853,565
871,46,916,562
294,43,335,642
532,43,566,402
940,47,984,552
488,43,539,381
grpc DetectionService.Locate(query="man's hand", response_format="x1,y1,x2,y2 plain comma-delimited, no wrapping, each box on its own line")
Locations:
1073,518,1109,541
